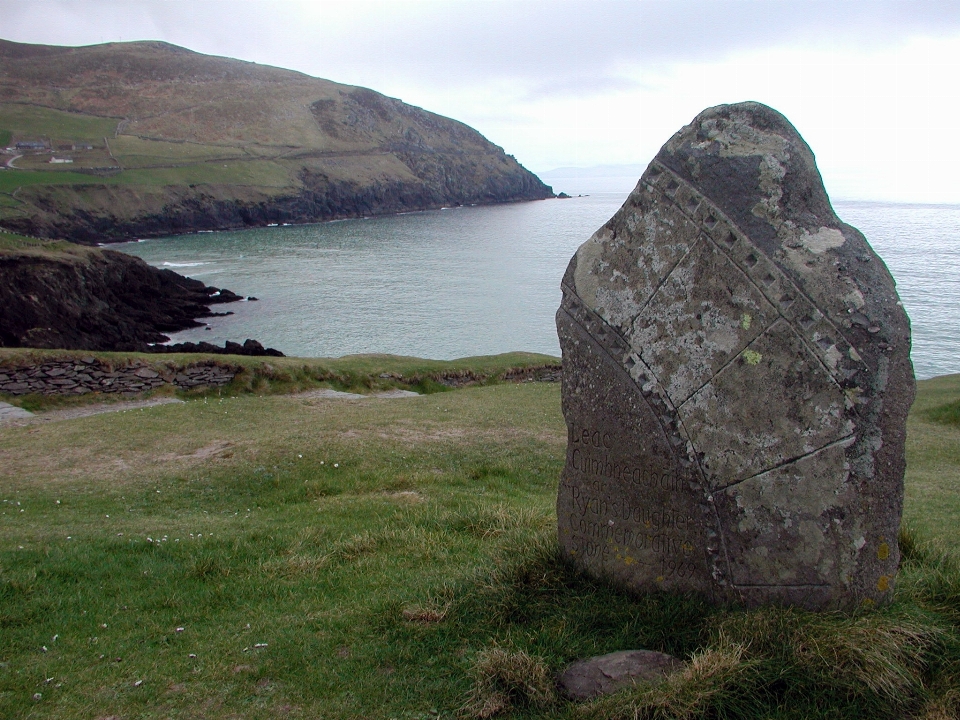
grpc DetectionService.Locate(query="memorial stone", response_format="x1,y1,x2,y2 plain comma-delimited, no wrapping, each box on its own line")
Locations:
556,102,914,609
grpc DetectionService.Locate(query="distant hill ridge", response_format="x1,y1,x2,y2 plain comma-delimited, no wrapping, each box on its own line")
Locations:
0,39,552,243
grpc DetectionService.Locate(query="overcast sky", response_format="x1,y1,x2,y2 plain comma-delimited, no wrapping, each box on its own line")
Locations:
3,0,960,203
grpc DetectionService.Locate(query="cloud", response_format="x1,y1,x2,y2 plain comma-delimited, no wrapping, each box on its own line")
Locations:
3,0,960,200
4,0,960,94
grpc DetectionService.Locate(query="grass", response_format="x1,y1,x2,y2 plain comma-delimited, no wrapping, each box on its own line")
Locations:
903,373,960,547
0,102,300,203
109,136,249,167
0,161,297,193
0,360,959,719
0,169,117,193
0,103,118,145
927,400,960,427
0,230,66,253
0,230,95,261
118,160,297,188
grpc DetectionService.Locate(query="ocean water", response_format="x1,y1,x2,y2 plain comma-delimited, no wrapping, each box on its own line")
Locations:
832,201,960,382
117,189,959,380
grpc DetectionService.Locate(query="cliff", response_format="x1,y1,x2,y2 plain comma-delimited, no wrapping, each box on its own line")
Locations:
0,234,255,351
0,40,553,243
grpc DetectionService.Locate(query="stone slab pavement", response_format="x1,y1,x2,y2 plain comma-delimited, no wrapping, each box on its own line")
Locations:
0,397,184,425
298,389,420,400
0,401,34,421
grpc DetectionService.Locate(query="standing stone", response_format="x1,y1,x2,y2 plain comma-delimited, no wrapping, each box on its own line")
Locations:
556,102,914,610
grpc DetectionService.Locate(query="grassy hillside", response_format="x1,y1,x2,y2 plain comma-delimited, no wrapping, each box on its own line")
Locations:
1,354,959,719
0,229,94,258
0,40,552,243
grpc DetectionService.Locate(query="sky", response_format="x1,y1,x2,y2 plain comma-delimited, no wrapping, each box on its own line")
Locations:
3,0,960,203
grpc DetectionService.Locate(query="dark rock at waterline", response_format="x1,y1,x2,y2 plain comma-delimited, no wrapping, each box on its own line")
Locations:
146,338,284,357
6,170,555,245
0,245,266,353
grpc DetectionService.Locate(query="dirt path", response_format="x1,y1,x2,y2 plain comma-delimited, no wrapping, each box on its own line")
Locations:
0,388,420,426
0,397,184,425
297,388,420,400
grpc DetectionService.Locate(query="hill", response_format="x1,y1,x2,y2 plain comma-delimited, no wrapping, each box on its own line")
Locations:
0,39,552,243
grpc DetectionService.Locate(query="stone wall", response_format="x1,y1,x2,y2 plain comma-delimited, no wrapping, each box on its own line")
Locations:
502,365,562,383
0,356,239,396
426,364,562,388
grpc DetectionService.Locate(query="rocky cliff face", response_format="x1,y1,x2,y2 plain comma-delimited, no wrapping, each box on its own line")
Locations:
0,40,553,243
0,243,246,351
7,169,552,244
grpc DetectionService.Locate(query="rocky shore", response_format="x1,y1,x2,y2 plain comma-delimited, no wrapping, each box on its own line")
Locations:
0,242,281,355
6,170,554,246
145,339,284,357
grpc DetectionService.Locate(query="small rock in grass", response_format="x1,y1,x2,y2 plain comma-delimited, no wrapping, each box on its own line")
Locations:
558,649,683,700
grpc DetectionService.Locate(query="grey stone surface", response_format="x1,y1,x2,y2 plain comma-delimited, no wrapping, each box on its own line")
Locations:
558,649,683,700
556,102,914,610
300,388,421,400
0,401,34,421
372,389,420,398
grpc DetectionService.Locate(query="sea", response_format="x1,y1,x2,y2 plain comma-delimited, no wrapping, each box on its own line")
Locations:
116,178,960,380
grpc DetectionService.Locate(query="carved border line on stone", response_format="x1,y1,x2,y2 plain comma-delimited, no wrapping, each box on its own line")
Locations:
560,157,878,601
559,288,734,590
634,161,866,484
717,433,856,493
641,162,873,390
633,162,862,602
604,183,852,492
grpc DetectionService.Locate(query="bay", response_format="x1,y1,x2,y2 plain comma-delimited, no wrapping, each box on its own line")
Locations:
118,194,624,361
117,188,959,380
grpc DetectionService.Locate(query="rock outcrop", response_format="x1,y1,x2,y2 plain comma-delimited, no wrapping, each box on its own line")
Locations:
0,242,269,352
145,338,284,357
556,102,914,610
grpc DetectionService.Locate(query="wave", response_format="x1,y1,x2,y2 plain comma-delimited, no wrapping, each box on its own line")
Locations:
162,261,209,268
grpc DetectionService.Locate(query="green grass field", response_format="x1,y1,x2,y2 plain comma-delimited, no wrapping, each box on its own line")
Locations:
0,103,119,145
0,169,119,194
0,103,301,209
1,355,959,719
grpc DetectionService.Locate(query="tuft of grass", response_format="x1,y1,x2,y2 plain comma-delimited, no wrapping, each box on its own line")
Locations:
462,647,556,718
578,643,757,720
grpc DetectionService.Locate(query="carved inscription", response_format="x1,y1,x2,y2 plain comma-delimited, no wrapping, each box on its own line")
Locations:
569,425,684,490
561,424,700,584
